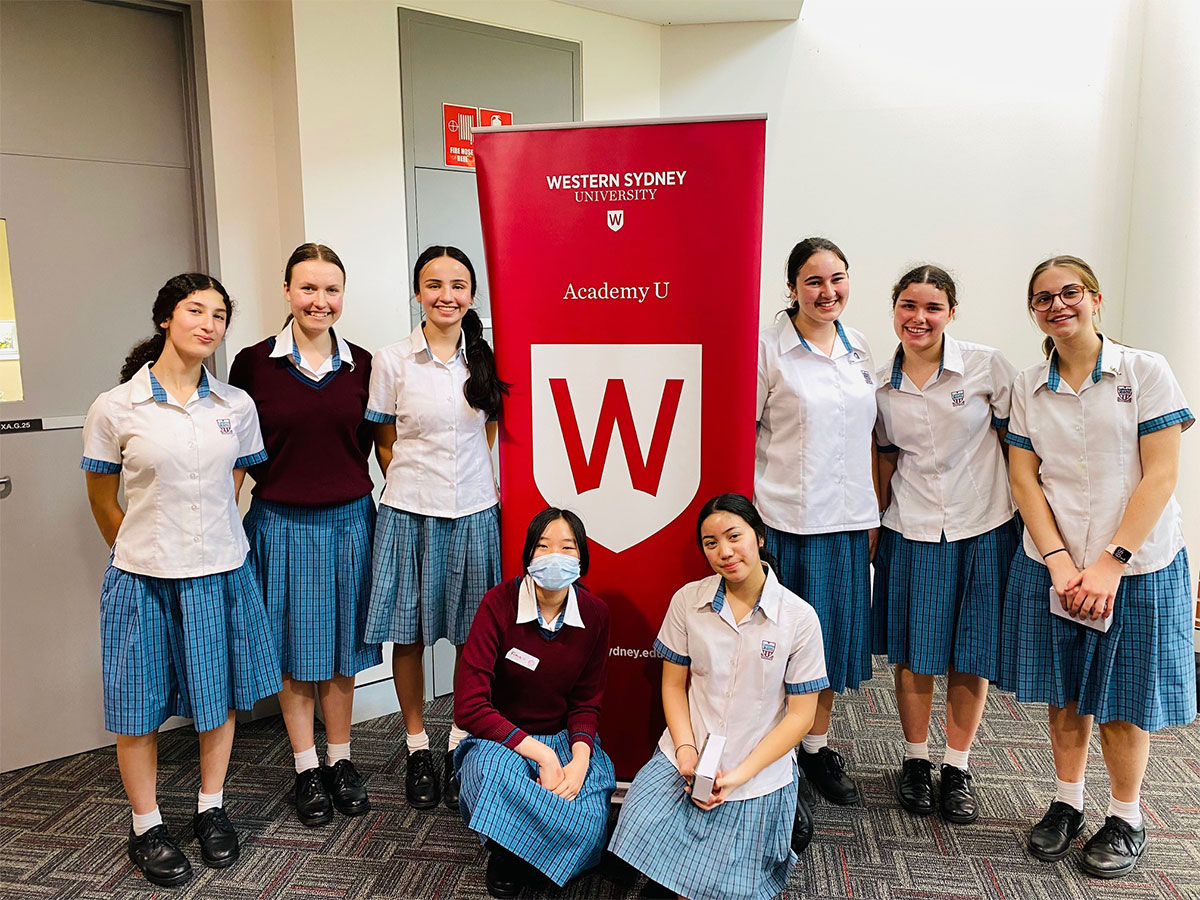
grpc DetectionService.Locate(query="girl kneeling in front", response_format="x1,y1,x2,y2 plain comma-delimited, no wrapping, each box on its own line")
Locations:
454,508,615,898
610,493,827,900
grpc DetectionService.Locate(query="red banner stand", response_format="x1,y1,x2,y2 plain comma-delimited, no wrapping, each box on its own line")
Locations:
474,116,766,780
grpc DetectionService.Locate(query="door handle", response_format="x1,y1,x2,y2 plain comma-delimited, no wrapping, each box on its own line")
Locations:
0,476,10,499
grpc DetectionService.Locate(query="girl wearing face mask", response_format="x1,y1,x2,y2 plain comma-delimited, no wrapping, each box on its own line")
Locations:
453,508,615,899
755,237,878,825
229,244,378,829
610,493,826,900
363,245,507,812
1000,256,1193,879
872,265,1019,826
82,274,277,887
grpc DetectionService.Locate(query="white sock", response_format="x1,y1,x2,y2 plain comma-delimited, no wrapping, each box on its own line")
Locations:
197,789,223,814
904,740,930,761
942,745,970,770
1107,794,1143,829
447,725,469,752
131,806,163,836
1054,777,1085,812
406,729,430,753
325,741,351,766
801,732,828,754
294,745,320,774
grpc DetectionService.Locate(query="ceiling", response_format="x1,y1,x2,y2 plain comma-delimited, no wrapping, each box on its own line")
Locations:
554,1,803,26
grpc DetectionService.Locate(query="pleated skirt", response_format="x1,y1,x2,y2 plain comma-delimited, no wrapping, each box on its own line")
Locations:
100,558,280,735
365,503,501,646
767,526,872,691
454,730,616,887
244,494,381,680
871,519,1019,679
997,548,1196,730
609,750,796,900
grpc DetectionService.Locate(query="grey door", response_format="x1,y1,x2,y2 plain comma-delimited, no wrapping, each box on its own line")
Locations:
396,10,580,696
0,0,212,771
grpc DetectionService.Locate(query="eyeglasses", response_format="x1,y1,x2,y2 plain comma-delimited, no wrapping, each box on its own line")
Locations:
1030,284,1090,311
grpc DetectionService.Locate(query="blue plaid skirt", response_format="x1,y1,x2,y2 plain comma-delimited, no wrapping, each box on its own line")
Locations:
871,519,1019,679
609,750,796,900
767,527,872,691
244,495,381,681
454,730,616,887
997,549,1196,730
365,503,501,646
99,558,280,735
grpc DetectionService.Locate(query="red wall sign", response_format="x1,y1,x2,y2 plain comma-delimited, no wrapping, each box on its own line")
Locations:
473,117,766,778
443,103,513,169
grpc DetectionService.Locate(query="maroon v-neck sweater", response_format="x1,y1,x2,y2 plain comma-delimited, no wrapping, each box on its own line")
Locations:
228,338,374,506
455,577,610,752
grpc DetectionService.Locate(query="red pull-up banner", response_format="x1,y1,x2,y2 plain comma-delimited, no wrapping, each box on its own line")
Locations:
473,116,766,779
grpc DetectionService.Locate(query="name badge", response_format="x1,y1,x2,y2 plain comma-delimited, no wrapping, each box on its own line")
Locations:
505,647,540,671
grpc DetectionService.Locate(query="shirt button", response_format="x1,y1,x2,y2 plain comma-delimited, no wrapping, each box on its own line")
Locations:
191,504,199,511
193,536,200,543
189,472,198,479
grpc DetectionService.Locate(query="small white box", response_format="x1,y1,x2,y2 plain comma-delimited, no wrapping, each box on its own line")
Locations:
1049,587,1113,633
691,734,726,803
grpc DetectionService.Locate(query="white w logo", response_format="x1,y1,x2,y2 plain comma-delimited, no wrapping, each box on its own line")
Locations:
606,209,624,232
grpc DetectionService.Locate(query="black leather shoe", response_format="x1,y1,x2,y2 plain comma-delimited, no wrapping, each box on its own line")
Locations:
443,751,460,811
294,766,334,827
1079,815,1146,878
897,758,935,815
406,748,440,810
798,746,859,805
485,844,526,899
791,787,815,853
939,764,978,824
322,759,370,817
1028,801,1086,861
193,807,239,868
128,825,192,887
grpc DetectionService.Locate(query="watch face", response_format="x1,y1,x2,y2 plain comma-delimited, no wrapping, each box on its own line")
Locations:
1111,546,1132,563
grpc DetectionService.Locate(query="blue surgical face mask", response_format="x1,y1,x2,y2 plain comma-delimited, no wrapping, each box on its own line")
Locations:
527,552,581,591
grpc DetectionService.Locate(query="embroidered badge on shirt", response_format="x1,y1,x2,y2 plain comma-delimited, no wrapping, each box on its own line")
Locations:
216,418,233,435
951,390,965,407
761,640,776,660
1117,385,1133,403
861,370,873,385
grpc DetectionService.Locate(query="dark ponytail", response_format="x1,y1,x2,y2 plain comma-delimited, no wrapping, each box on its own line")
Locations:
412,245,510,417
119,273,233,383
695,492,780,574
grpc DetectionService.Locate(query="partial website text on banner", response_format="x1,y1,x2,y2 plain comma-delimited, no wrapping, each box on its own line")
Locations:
473,116,766,779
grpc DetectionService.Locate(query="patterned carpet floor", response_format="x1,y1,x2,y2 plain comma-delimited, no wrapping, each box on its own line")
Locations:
3,665,1199,899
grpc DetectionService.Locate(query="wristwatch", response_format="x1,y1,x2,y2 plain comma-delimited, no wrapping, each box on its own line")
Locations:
1105,544,1132,564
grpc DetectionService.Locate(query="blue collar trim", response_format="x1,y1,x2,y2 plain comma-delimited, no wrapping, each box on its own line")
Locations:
148,369,210,403
1046,338,1104,392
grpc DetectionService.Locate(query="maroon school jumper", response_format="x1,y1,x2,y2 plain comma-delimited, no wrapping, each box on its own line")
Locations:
455,577,610,751
228,335,374,506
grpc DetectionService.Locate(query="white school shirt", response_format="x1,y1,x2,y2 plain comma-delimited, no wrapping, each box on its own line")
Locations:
366,323,499,518
653,568,829,802
516,576,585,633
755,317,879,534
874,336,1017,542
81,363,267,579
1006,335,1193,575
269,323,356,381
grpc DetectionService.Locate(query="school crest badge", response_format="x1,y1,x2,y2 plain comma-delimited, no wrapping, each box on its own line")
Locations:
1117,385,1133,403
761,640,776,660
951,390,965,407
531,343,701,553
216,418,233,435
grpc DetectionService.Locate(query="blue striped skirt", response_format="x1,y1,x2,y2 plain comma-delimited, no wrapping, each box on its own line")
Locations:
609,750,796,900
997,549,1196,731
99,558,280,735
364,504,501,646
871,519,1019,679
767,527,872,691
244,495,381,681
454,729,616,887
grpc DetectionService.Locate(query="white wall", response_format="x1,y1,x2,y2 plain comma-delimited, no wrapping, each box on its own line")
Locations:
661,0,1144,374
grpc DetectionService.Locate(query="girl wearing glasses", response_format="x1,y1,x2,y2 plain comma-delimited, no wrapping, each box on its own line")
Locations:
1000,255,1194,878
873,265,1019,825
755,237,878,828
